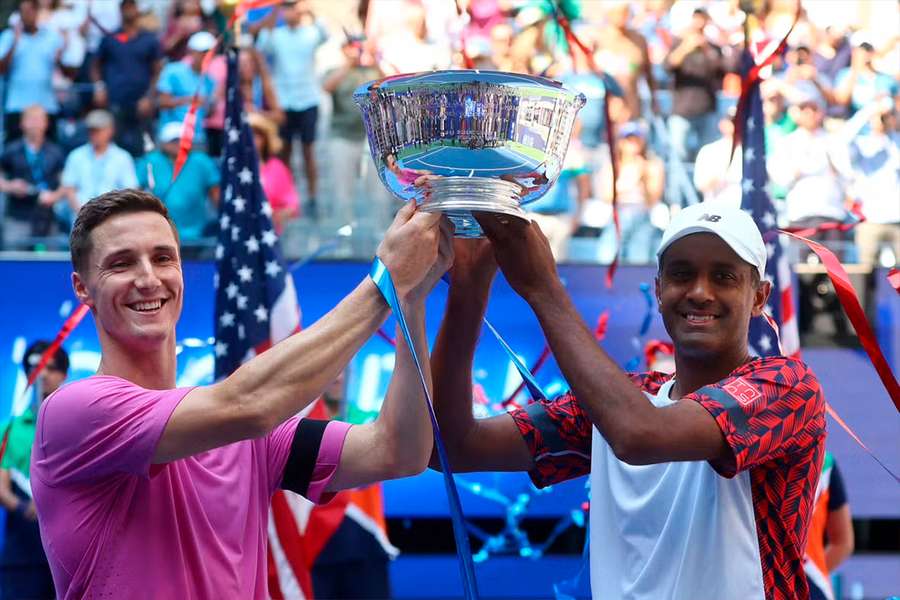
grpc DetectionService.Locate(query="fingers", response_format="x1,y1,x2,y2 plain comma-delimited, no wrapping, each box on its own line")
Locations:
407,207,443,231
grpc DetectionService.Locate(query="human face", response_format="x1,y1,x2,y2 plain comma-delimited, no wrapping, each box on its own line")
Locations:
88,125,114,149
21,107,48,139
72,212,183,353
38,365,66,399
656,233,768,362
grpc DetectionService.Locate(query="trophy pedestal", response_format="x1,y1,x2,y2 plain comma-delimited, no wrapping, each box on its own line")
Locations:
418,176,527,238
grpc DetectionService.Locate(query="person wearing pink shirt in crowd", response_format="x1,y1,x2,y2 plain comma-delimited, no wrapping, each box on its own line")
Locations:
250,112,299,234
30,188,452,598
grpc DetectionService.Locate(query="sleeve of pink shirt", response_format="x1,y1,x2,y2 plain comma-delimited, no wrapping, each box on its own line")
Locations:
32,376,191,486
266,416,352,504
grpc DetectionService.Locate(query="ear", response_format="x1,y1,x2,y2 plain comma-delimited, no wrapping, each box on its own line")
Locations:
751,279,772,317
72,271,94,308
654,275,662,309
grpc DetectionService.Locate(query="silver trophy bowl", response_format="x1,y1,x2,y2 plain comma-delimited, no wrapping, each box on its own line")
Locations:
354,70,586,237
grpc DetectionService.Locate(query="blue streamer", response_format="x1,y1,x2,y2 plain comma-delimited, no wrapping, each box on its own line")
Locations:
371,259,480,600
440,274,548,402
624,283,655,372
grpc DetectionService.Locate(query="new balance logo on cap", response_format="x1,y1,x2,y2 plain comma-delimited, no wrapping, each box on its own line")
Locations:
698,214,722,223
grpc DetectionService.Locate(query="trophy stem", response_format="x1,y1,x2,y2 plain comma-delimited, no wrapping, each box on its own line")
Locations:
419,176,526,238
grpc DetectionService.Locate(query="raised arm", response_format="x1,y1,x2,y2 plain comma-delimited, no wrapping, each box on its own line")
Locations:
429,238,534,473
326,219,455,490
477,215,730,466
153,203,445,463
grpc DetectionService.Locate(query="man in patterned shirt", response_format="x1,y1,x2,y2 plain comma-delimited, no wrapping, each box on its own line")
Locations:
431,202,826,599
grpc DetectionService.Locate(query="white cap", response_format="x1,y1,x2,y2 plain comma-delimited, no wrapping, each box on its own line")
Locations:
656,202,766,279
187,31,216,53
158,121,184,144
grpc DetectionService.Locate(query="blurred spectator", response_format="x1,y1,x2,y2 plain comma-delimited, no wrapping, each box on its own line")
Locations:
595,2,658,121
237,46,283,126
804,452,853,600
249,113,299,235
526,119,591,260
72,0,123,56
322,34,389,229
693,108,742,206
0,0,66,141
598,121,665,264
136,121,220,243
161,0,208,61
834,35,899,116
254,0,327,216
768,91,848,253
837,96,900,267
0,341,69,600
377,1,452,74
665,8,733,163
60,109,138,224
780,44,834,109
157,30,216,146
92,0,163,157
205,43,283,158
0,105,67,249
813,25,852,88
760,81,796,203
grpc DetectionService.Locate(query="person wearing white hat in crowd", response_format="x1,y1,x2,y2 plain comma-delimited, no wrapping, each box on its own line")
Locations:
431,202,826,599
136,121,220,244
156,30,216,147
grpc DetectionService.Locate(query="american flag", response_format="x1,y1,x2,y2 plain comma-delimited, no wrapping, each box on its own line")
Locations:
739,50,800,358
212,48,311,597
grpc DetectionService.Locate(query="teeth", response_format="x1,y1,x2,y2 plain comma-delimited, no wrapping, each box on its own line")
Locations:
686,314,715,322
133,300,162,311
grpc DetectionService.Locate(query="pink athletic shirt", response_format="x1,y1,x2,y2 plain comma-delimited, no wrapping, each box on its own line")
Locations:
30,375,351,599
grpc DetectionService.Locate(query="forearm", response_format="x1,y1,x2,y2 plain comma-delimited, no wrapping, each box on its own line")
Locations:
0,471,20,511
222,278,389,430
369,302,433,476
825,542,853,572
527,285,654,459
429,282,491,467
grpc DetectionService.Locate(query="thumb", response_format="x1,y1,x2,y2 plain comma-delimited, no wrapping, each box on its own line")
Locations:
390,200,418,227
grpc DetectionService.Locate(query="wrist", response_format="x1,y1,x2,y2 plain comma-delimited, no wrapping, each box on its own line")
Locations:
13,500,28,518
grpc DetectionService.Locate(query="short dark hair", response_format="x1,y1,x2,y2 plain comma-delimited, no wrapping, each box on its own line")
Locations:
23,340,69,376
70,189,179,275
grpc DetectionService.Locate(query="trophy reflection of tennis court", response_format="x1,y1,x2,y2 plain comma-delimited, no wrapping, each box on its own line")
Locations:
398,144,543,177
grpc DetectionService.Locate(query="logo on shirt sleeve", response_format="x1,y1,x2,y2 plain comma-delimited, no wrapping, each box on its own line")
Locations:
722,377,762,408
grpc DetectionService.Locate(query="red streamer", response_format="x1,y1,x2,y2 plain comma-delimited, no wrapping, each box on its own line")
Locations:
888,268,900,295
826,404,899,484
24,303,90,391
780,230,900,413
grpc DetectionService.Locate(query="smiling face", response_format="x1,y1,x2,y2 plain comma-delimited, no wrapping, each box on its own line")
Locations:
656,233,769,362
72,212,183,353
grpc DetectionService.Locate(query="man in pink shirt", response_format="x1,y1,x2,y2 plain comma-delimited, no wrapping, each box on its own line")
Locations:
31,188,452,599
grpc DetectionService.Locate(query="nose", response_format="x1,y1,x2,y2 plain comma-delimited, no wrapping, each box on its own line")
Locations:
134,257,162,290
685,274,714,305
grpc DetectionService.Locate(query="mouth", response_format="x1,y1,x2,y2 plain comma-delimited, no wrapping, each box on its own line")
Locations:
127,298,168,314
680,311,719,325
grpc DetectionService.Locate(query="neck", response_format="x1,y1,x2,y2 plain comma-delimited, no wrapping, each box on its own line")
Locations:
122,22,138,34
669,348,751,399
24,24,37,34
96,333,178,390
93,142,110,154
24,133,44,147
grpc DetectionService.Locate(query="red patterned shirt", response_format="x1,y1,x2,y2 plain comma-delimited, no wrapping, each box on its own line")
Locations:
510,356,825,600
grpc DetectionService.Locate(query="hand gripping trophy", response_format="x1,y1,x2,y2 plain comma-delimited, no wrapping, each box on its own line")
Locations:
355,71,585,237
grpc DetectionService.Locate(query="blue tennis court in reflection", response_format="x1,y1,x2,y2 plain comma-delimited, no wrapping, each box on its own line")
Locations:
399,145,542,177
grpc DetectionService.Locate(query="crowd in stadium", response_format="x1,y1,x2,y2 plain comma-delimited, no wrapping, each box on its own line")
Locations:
0,0,897,267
